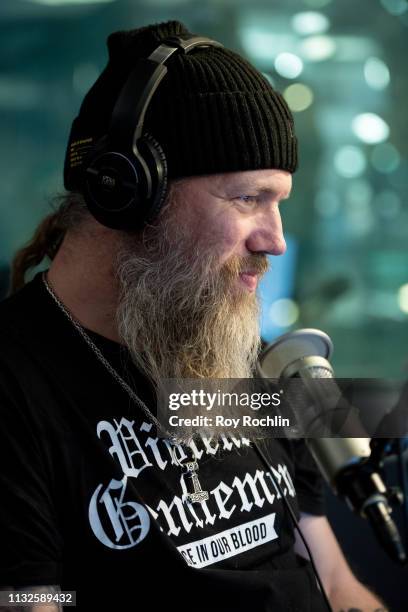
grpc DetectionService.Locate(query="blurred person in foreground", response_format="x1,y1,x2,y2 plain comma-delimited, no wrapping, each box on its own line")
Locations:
0,20,388,612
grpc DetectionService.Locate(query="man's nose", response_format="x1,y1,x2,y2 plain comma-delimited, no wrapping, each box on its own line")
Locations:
245,208,287,256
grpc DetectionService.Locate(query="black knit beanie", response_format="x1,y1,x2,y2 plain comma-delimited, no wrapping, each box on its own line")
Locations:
64,20,298,190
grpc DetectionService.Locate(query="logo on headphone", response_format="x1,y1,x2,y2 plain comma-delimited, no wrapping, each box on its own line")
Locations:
101,174,116,189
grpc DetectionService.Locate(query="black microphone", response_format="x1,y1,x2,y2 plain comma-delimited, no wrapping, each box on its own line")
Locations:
257,328,406,564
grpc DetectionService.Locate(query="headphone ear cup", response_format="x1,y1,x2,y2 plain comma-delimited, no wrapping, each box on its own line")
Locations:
138,132,168,225
83,136,148,230
82,133,167,231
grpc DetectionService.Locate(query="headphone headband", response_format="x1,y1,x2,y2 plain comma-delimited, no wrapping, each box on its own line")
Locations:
109,36,223,153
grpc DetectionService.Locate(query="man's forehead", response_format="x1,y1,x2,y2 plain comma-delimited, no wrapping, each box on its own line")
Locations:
213,169,292,196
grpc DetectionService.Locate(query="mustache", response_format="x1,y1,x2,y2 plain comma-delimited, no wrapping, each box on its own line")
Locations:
222,253,269,279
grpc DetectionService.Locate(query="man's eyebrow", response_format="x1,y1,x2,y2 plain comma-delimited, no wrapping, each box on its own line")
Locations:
228,182,291,199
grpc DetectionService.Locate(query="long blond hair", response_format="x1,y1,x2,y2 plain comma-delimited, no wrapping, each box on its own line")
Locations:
10,192,89,294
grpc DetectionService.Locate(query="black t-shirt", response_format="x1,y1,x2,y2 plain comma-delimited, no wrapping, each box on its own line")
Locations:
0,274,326,611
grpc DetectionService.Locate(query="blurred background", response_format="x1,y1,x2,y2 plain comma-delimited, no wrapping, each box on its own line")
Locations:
0,0,407,607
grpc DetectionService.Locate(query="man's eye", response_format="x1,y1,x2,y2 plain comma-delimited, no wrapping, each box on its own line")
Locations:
236,195,257,203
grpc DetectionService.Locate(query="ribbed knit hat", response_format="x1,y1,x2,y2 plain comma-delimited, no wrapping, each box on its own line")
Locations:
64,20,298,191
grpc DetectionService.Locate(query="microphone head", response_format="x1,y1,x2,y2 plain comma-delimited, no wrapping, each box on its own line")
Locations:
257,328,333,380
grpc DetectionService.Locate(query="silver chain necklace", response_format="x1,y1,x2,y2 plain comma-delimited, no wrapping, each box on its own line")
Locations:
42,271,166,435
41,271,209,504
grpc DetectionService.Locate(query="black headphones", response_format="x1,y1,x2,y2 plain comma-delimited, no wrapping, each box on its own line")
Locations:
83,35,223,231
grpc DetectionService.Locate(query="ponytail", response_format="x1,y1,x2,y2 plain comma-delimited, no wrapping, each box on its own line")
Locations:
9,192,89,294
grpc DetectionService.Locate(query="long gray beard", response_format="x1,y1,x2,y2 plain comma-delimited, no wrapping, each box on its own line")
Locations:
115,217,265,442
116,243,262,378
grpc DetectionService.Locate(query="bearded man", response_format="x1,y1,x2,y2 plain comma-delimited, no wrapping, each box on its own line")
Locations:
0,20,387,612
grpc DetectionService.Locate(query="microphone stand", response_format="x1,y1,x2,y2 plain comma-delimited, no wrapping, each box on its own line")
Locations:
337,438,406,565
396,438,408,559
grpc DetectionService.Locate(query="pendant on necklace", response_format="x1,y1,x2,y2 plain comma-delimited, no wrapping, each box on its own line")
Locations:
180,458,209,504
171,444,209,504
